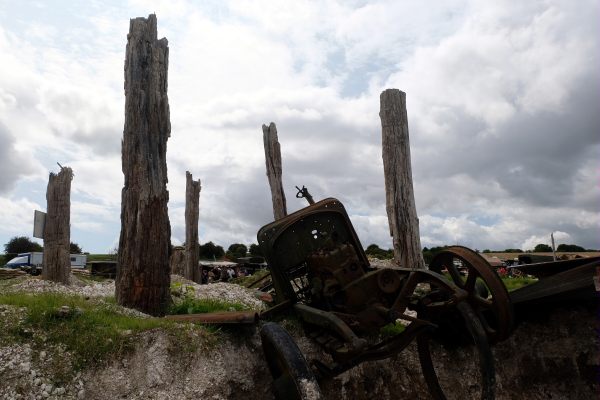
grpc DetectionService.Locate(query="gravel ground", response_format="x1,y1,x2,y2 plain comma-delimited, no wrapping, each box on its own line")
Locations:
7,275,115,298
170,275,266,310
6,274,267,311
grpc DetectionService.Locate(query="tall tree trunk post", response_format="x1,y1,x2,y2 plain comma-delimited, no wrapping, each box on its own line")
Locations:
380,89,425,269
184,171,201,283
42,166,73,284
116,14,172,316
262,122,287,220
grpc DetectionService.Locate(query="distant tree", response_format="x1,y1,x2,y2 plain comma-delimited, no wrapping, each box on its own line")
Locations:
226,243,248,259
249,243,263,257
365,244,393,260
422,246,449,265
482,249,491,253
4,236,43,255
503,248,523,253
556,244,586,252
199,241,225,260
70,242,82,254
365,244,383,256
533,243,552,252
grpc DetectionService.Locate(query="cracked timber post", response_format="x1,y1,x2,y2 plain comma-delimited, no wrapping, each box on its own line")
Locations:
116,14,172,316
380,89,425,269
42,166,73,284
184,171,201,283
263,122,287,220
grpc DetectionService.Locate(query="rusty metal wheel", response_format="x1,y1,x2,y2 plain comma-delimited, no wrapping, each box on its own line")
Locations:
428,246,513,343
260,322,322,400
417,302,495,400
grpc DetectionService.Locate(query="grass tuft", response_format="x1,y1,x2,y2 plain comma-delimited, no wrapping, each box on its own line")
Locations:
501,276,538,291
380,321,406,337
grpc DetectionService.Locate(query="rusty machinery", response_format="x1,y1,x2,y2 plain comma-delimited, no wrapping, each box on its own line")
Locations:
255,188,515,400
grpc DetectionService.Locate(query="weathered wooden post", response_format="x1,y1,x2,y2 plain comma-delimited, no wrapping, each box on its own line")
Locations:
42,166,73,284
263,122,287,220
380,89,425,269
116,14,172,316
170,246,185,276
184,171,201,282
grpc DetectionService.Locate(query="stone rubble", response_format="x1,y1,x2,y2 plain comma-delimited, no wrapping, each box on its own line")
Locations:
0,273,271,400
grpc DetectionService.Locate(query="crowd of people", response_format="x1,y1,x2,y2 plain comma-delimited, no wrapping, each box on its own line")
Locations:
202,266,251,284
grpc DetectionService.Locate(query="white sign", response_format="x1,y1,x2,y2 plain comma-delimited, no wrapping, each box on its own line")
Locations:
33,210,46,239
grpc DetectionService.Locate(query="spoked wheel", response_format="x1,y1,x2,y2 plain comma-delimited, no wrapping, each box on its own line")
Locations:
428,246,513,343
417,302,495,400
260,322,322,400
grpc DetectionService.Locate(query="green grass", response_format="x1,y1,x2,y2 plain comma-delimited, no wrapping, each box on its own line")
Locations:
380,321,406,337
169,281,250,315
501,276,537,291
0,292,184,379
170,297,248,314
440,271,537,292
0,279,257,384
169,296,249,315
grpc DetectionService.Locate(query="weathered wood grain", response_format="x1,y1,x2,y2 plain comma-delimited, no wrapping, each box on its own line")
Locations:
380,89,425,269
262,122,287,220
184,171,201,283
116,14,171,316
42,166,73,284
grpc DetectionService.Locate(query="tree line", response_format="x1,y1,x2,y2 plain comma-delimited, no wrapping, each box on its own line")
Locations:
366,243,597,265
3,236,82,256
3,235,596,266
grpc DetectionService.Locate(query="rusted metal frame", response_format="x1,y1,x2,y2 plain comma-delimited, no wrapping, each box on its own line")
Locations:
165,311,259,324
391,268,467,315
257,198,370,264
293,303,367,353
277,207,369,266
246,271,272,289
312,319,435,380
510,256,600,279
510,259,599,305
258,299,293,319
348,318,435,362
428,246,514,343
295,185,315,205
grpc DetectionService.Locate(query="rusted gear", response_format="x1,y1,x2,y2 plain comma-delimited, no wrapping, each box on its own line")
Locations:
428,246,514,343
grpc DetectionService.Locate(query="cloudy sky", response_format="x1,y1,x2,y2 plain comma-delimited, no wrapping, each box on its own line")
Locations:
0,0,598,254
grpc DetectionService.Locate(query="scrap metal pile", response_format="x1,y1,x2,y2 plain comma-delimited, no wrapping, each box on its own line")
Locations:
174,187,598,400
254,189,512,400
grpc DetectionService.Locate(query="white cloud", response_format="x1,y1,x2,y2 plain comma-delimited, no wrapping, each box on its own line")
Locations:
0,197,42,238
521,231,571,251
0,0,598,253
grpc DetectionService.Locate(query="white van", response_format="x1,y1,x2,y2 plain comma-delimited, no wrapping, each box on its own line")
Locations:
4,252,87,270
